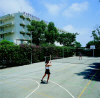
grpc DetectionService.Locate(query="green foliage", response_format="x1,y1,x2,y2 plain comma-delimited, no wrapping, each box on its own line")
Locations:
27,20,78,46
0,40,14,45
0,44,74,68
0,44,20,66
76,48,100,57
75,41,82,48
92,25,100,41
87,25,100,48
86,41,100,49
45,22,59,44
48,22,55,31
57,33,77,46
27,20,47,45
40,43,55,47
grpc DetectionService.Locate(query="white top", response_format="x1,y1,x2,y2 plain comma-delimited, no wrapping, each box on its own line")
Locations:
46,67,49,69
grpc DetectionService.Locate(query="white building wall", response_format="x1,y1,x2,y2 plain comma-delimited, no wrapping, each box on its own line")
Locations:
0,14,15,42
0,12,67,45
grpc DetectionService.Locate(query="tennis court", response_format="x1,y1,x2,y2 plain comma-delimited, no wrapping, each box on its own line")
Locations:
0,56,100,98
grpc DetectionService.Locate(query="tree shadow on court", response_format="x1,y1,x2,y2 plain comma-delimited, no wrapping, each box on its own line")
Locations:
75,63,100,81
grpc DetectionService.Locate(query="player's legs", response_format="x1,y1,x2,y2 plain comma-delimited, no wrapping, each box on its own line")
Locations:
41,73,46,81
47,74,50,83
79,56,82,60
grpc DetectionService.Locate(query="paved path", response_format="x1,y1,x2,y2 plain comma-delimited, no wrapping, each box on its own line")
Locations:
0,56,100,98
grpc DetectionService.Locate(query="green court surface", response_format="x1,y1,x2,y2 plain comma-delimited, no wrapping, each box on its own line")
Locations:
0,56,100,98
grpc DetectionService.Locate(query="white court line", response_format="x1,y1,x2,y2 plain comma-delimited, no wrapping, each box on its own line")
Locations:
49,80,75,98
0,79,40,98
0,75,75,98
25,79,40,98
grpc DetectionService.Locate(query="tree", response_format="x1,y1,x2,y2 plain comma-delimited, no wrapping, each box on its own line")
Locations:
75,41,82,48
27,20,47,45
86,41,100,48
45,22,59,44
0,40,14,45
57,32,78,46
92,25,100,41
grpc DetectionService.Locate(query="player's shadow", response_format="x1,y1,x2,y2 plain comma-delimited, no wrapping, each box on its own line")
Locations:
75,63,100,81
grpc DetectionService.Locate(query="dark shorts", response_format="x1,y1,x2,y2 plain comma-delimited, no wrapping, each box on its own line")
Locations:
45,69,51,74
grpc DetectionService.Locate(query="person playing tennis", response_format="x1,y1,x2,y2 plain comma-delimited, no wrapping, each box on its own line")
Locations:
41,60,52,84
79,52,82,60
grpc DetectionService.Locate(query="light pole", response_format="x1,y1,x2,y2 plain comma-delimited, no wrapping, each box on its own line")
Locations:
30,31,33,64
74,45,76,56
63,39,64,58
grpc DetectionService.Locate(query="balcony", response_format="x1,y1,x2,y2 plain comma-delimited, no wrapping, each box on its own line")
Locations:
26,16,31,21
20,14,25,19
20,29,25,34
0,22,14,27
0,14,14,21
0,30,14,35
20,21,25,27
26,32,31,35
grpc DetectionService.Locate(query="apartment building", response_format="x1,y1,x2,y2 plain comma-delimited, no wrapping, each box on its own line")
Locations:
0,12,67,45
0,12,41,44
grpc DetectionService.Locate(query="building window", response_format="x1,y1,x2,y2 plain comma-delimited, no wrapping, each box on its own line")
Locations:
1,35,3,38
1,28,3,31
1,35,4,39
0,21,2,24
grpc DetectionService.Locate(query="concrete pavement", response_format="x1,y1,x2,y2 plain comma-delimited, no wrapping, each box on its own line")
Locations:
0,56,100,98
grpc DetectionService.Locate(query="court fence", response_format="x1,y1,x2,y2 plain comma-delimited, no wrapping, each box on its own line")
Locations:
76,48,100,57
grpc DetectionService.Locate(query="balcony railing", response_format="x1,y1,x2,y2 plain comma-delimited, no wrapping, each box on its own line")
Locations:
20,14,25,19
26,16,31,21
0,30,14,35
20,29,25,34
0,14,14,21
0,22,14,27
26,32,31,35
20,21,25,26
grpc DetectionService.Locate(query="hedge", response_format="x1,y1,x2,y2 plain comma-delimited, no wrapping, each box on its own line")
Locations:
0,44,74,68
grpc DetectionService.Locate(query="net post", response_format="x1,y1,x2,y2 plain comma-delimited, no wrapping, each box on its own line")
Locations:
93,49,94,57
44,56,46,64
50,55,51,61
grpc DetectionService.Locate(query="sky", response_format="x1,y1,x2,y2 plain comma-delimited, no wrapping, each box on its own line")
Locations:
0,0,100,47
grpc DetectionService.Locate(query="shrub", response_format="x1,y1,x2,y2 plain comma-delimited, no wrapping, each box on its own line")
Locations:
0,43,74,68
0,39,14,45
